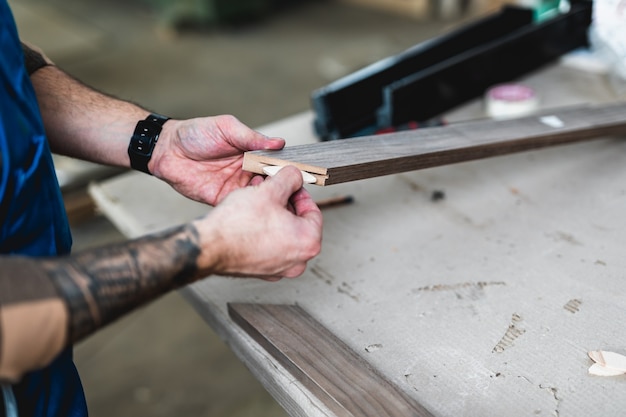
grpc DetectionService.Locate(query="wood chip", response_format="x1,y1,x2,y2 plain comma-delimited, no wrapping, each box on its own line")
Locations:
262,165,317,184
588,350,626,376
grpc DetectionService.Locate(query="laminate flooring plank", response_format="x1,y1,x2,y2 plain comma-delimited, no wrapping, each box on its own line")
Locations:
228,303,434,417
243,102,626,185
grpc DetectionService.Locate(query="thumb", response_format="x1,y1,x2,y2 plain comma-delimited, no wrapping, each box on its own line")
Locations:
263,165,304,203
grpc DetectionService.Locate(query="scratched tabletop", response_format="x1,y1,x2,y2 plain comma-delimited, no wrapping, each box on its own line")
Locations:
90,63,626,417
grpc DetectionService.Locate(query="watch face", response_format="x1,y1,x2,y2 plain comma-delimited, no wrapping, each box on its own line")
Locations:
130,120,161,156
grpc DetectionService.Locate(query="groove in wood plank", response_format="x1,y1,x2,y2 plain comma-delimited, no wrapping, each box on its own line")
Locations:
228,303,434,417
243,102,626,186
242,160,329,186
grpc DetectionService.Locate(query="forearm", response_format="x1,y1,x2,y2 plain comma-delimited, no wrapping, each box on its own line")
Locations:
30,65,150,167
0,223,204,382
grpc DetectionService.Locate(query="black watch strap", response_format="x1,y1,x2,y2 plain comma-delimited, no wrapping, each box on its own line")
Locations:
145,113,170,126
127,113,170,174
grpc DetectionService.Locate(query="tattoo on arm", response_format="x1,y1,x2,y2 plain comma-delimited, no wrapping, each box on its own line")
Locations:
43,224,201,343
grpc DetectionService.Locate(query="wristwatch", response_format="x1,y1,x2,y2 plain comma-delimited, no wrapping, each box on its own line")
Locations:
127,113,170,174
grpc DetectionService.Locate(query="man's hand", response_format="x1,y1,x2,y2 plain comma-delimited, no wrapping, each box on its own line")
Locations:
0,166,322,381
193,166,323,281
149,115,285,205
31,64,283,206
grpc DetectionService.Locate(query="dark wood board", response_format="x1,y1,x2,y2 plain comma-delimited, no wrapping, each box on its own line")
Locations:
243,102,626,186
228,303,434,417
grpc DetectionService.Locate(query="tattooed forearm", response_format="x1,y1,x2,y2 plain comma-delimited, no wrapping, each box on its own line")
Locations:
42,223,201,343
0,223,202,380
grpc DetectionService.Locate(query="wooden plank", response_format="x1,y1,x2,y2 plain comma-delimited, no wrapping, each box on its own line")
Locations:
228,303,434,417
243,102,626,185
63,187,96,226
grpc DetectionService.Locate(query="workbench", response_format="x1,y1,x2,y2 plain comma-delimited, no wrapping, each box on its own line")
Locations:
89,63,626,417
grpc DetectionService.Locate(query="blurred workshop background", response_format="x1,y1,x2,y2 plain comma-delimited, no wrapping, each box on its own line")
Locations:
9,0,529,416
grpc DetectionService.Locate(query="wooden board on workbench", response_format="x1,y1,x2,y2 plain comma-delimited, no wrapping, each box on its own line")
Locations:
243,102,626,186
228,303,434,417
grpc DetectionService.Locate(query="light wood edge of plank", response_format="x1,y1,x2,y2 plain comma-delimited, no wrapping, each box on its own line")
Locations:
243,153,329,186
87,181,146,239
228,302,435,417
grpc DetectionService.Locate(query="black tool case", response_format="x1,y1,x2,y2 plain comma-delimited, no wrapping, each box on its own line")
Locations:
311,1,593,141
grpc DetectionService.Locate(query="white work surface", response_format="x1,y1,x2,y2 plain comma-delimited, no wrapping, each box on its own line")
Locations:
90,64,626,417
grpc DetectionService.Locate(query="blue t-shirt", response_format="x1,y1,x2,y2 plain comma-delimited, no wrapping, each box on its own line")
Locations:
0,2,88,416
